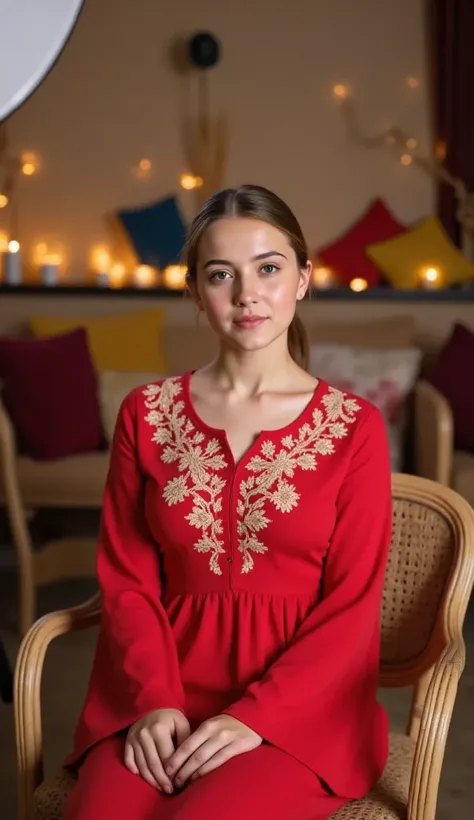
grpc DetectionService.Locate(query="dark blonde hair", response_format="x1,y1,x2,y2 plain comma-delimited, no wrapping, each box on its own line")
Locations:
184,184,309,370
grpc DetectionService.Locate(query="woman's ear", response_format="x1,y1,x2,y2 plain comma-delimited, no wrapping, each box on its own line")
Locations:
297,260,312,299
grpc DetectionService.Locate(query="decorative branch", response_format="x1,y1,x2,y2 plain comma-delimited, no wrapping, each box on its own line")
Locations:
337,92,474,260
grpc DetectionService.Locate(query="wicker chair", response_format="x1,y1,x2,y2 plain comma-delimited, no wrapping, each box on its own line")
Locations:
14,474,474,820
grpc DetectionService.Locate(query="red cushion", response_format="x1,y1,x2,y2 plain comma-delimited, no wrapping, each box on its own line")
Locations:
427,323,474,453
316,198,407,287
0,329,102,460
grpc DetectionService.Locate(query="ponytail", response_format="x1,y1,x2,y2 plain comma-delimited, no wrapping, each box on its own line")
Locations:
288,313,309,371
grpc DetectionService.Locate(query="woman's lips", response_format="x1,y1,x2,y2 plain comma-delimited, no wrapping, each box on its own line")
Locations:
234,316,267,329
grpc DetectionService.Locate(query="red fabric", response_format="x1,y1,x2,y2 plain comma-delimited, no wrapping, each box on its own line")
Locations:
317,198,407,286
64,734,347,819
0,329,102,460
68,373,392,800
427,322,474,452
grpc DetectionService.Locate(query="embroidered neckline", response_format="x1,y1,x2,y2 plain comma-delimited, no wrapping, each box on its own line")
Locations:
144,376,361,575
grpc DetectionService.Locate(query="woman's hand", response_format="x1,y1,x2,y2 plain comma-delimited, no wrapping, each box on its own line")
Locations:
125,708,191,793
165,715,262,787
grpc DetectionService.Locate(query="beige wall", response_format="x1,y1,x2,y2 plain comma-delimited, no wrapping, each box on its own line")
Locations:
2,0,434,282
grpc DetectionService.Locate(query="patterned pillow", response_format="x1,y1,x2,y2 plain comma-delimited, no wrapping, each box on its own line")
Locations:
308,345,422,471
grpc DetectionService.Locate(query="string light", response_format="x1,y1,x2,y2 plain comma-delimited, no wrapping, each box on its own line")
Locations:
406,137,417,150
21,152,40,176
349,277,368,293
406,77,420,89
333,83,350,100
180,173,204,191
400,153,413,166
133,158,154,180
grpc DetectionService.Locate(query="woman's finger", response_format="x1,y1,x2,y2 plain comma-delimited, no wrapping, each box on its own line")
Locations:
124,740,139,775
174,737,229,788
151,723,175,769
133,741,163,791
166,724,209,778
190,742,242,781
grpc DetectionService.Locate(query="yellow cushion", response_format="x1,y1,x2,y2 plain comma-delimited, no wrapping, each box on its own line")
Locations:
29,308,166,372
366,215,474,290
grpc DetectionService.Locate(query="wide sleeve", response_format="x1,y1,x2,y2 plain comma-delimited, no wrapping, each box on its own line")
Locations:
96,389,185,717
224,406,392,787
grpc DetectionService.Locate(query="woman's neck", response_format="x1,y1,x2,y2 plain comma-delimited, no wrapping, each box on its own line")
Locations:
209,341,299,399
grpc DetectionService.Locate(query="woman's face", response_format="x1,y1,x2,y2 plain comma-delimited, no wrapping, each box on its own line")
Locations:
191,217,311,353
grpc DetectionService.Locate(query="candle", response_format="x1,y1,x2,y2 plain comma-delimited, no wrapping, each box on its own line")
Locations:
96,272,110,288
133,265,156,288
163,264,188,290
3,240,22,285
312,266,336,290
40,253,62,286
420,266,440,290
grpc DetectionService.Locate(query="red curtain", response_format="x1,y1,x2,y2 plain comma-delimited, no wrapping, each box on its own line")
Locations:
429,0,474,245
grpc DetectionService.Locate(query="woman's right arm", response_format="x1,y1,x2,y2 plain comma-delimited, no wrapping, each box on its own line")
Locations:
97,388,185,718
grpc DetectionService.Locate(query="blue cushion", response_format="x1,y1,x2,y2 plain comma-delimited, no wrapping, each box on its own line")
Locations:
117,195,187,268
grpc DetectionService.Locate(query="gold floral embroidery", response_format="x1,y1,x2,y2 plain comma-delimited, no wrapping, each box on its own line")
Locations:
143,378,228,575
237,388,361,573
144,379,361,576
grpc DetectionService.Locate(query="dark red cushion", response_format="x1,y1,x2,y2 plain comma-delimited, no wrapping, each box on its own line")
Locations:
0,329,102,460
316,198,407,287
427,323,474,453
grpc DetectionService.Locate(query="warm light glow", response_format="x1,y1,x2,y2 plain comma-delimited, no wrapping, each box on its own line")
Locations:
333,83,349,100
133,158,154,180
420,266,441,289
406,137,417,150
139,158,152,171
400,153,413,166
163,264,188,290
0,231,8,252
134,265,156,288
0,193,8,208
8,240,20,253
109,262,126,288
435,140,447,161
32,242,48,266
21,152,40,176
350,277,368,293
90,245,111,273
312,266,335,290
180,173,204,191
406,77,420,89
42,253,62,266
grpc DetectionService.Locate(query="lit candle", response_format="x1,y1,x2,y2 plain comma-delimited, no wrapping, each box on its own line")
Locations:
180,173,203,191
3,240,22,285
90,246,111,287
133,265,156,288
109,262,126,288
40,254,62,286
312,266,336,290
163,264,188,290
350,277,368,293
420,266,440,290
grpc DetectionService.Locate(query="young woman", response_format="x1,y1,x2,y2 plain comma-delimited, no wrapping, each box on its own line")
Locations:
63,185,392,820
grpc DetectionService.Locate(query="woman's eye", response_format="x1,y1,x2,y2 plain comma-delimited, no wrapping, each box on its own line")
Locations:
210,270,230,281
261,264,278,274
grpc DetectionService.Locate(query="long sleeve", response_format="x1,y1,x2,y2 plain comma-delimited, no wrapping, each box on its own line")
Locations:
224,406,392,796
96,389,185,717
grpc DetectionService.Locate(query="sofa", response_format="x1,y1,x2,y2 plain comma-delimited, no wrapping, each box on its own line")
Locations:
0,313,471,634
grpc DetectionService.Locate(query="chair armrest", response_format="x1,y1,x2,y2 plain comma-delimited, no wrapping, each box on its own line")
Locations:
413,380,453,486
14,593,101,820
407,642,464,820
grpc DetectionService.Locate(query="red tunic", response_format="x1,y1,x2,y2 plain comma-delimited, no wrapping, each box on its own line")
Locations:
68,372,392,800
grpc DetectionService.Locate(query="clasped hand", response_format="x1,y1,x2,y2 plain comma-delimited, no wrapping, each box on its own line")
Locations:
125,709,262,793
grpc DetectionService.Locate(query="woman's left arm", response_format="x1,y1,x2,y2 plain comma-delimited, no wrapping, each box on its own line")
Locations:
224,406,392,746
